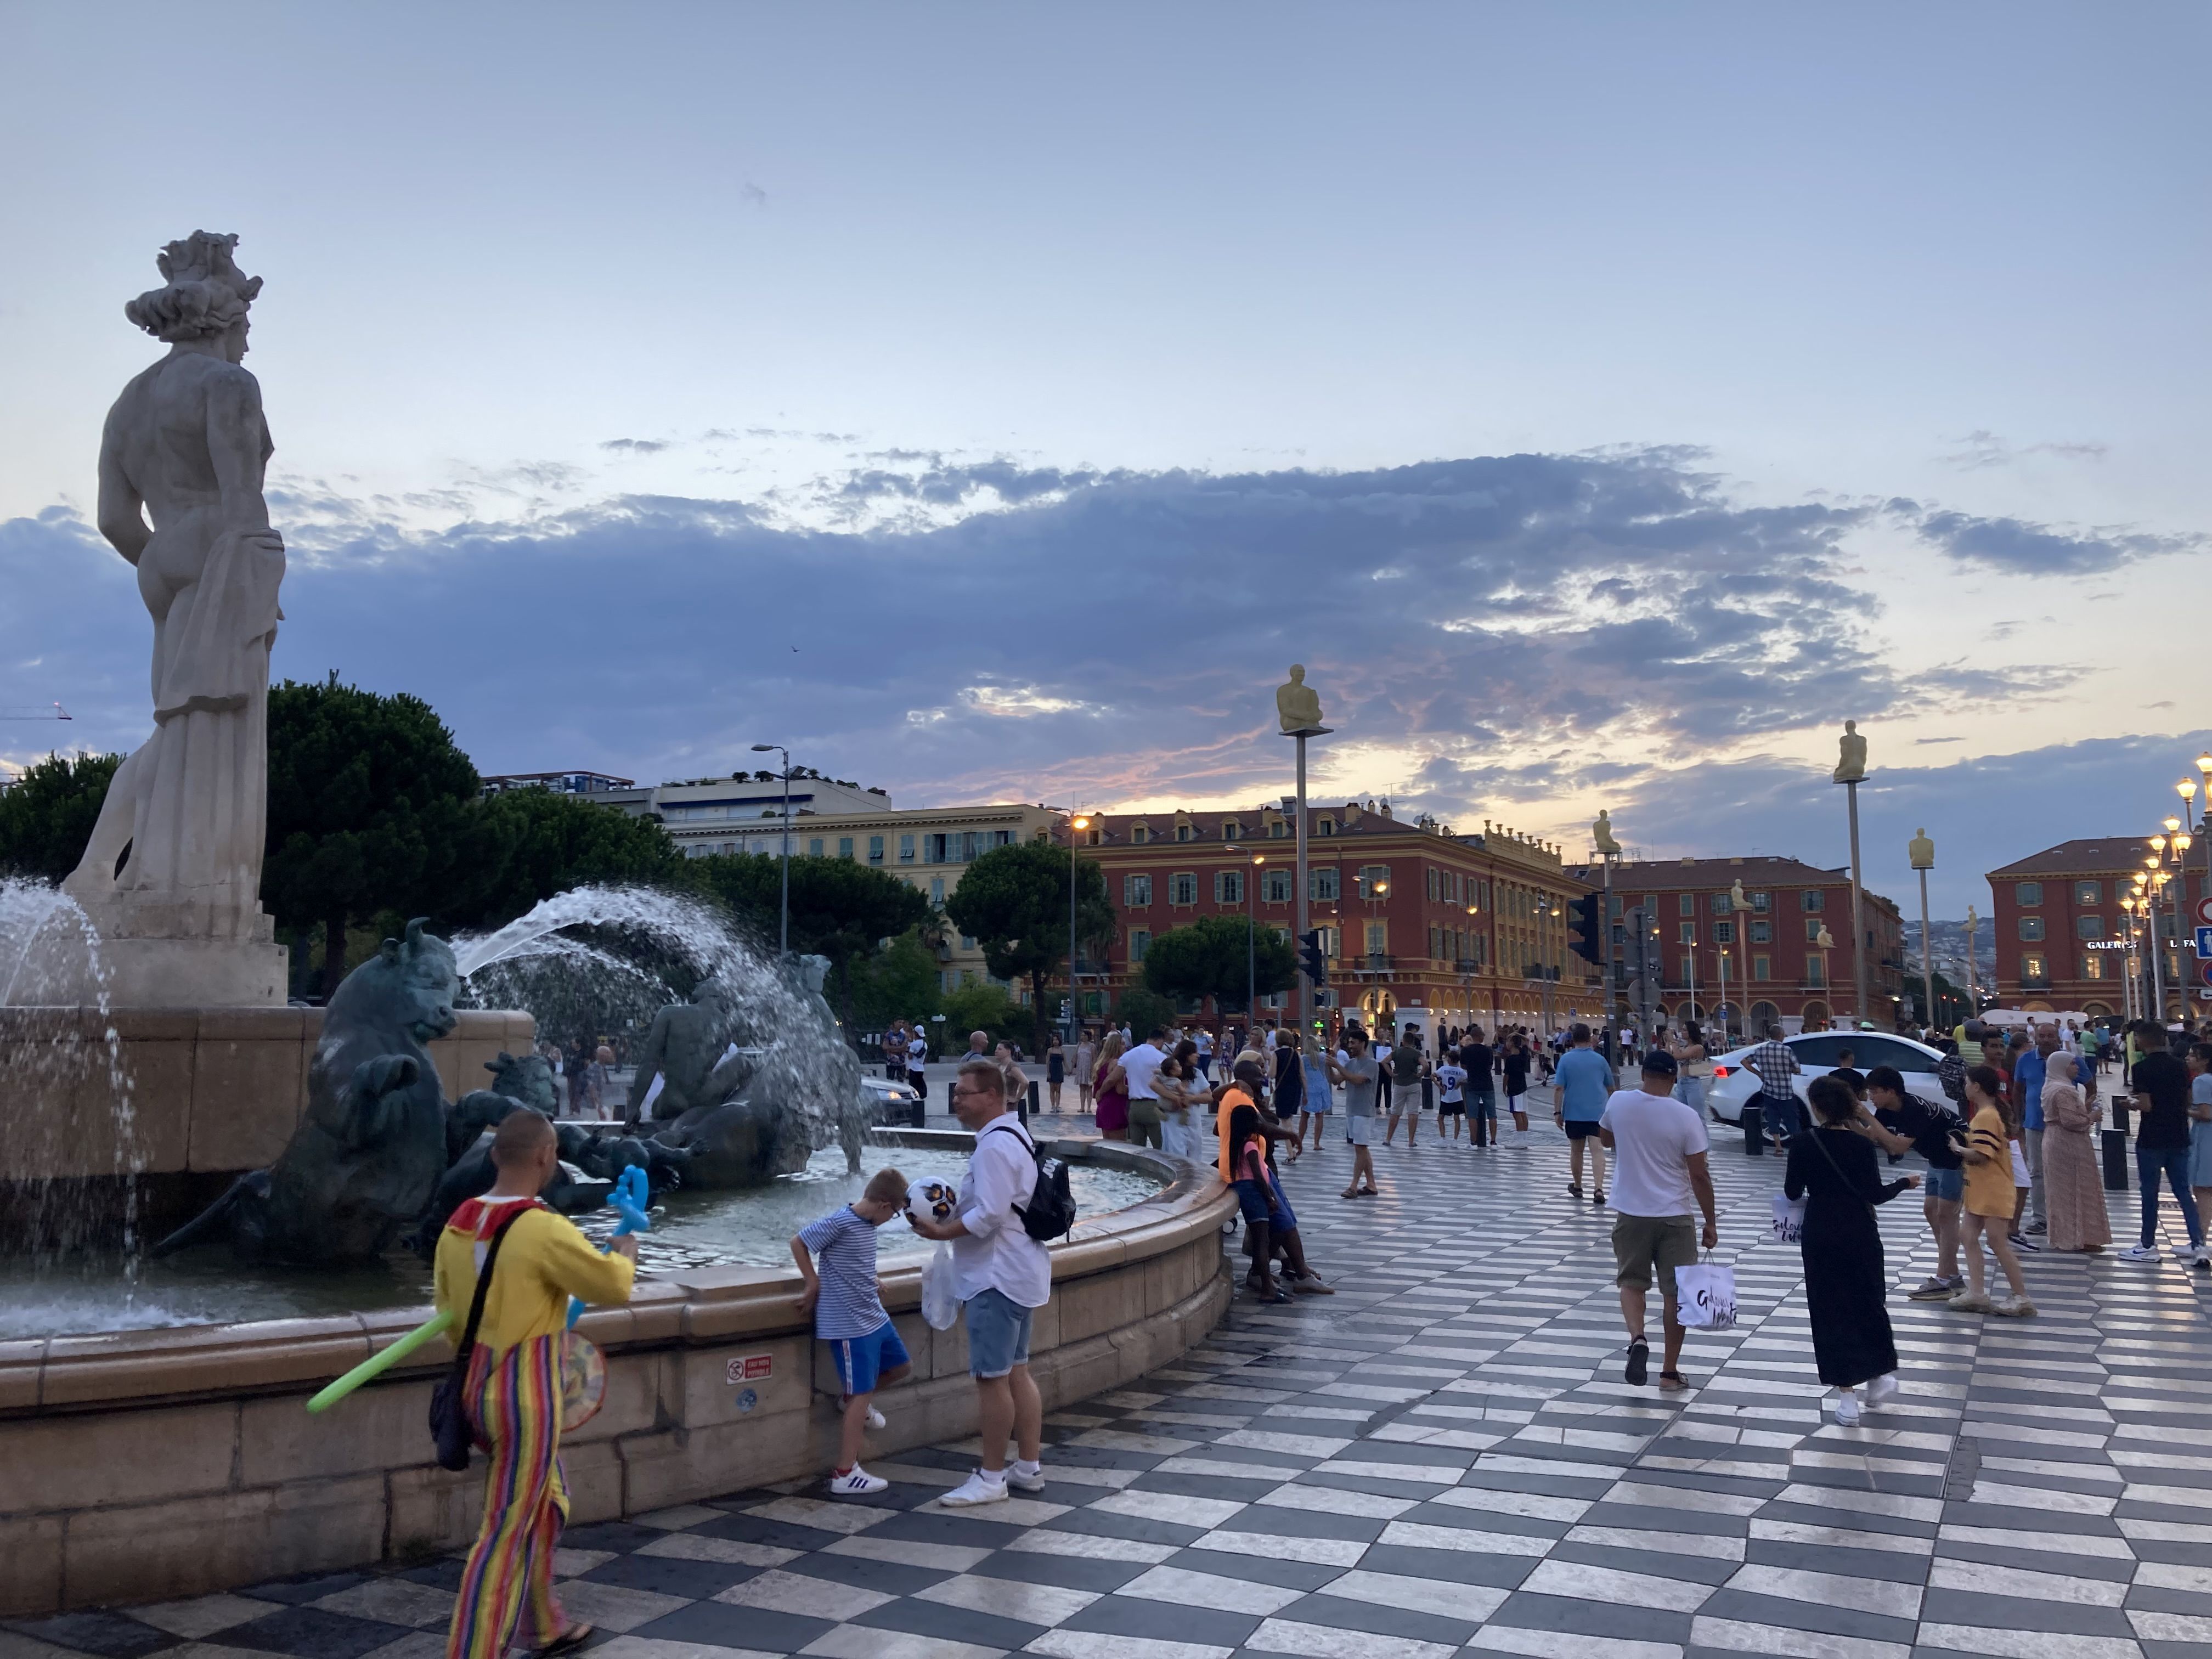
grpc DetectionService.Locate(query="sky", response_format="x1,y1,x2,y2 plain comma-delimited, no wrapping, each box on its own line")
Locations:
4,3,2208,917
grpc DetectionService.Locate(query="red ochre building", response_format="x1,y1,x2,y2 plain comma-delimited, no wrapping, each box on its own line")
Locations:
1562,855,1908,1034
1079,800,1599,1034
1987,837,2207,1020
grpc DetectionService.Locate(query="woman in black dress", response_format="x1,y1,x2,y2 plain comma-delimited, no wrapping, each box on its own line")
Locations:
1786,1075,1919,1425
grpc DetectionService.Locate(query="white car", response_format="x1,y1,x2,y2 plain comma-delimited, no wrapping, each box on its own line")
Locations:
1704,1030,1948,1124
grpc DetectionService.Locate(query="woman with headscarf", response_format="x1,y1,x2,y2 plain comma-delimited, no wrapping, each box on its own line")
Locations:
2040,1049,2111,1252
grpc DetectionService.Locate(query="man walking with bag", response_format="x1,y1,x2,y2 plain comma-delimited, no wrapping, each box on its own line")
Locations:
436,1111,639,1659
1600,1051,1719,1390
910,1058,1053,1504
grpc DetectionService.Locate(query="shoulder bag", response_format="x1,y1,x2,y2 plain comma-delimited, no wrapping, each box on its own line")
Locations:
428,1205,531,1471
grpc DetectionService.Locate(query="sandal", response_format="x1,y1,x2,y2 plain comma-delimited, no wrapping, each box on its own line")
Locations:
537,1625,596,1657
1340,1188,1362,1199
1567,1184,1584,1199
1658,1371,1690,1391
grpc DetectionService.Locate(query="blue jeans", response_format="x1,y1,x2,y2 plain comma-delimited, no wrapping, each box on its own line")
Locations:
2136,1146,2204,1249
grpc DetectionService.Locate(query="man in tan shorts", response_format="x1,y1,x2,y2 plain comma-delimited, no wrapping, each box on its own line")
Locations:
1600,1051,1719,1390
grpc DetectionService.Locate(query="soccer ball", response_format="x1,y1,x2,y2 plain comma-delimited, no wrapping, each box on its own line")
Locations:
908,1180,958,1223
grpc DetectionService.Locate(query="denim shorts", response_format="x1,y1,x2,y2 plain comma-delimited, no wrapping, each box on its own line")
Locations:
1923,1165,1963,1202
964,1286,1035,1379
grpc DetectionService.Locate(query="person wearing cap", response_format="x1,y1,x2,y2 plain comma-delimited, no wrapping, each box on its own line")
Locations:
1218,1057,1329,1296
1599,1048,1719,1390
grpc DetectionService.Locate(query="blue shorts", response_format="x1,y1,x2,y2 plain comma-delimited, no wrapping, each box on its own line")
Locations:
1234,1176,1297,1233
829,1319,910,1396
1923,1166,1964,1203
964,1286,1035,1379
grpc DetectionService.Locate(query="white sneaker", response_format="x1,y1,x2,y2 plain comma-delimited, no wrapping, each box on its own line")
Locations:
828,1465,888,1496
1007,1461,1046,1492
2118,1244,2160,1262
1865,1373,1900,1407
1832,1391,1861,1426
938,1470,1011,1506
864,1406,887,1430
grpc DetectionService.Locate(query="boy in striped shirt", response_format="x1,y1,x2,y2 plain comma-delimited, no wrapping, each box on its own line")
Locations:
793,1169,914,1494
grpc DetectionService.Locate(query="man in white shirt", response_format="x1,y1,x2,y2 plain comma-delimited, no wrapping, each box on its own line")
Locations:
910,1058,1052,1505
907,1025,930,1101
1599,1051,1719,1391
1122,1028,1168,1105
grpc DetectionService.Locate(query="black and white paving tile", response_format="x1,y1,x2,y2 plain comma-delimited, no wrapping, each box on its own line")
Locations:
10,1097,2211,1659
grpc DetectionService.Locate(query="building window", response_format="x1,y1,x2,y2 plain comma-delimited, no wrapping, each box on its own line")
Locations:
1269,820,1288,838
929,876,945,903
1715,921,1735,944
2075,915,2104,939
808,837,825,855
924,833,946,862
1365,921,1387,953
1263,867,1293,903
1356,864,1390,899
1170,873,1198,906
1712,891,1733,915
1176,823,1194,842
1223,821,1241,841
1753,955,1771,981
2083,952,2104,980
838,837,854,860
1317,817,1336,836
1311,868,1341,902
1130,928,1151,963
1124,874,1152,907
961,831,984,861
899,833,915,863
1805,918,1824,942
993,830,1013,848
868,835,885,864
2023,951,2048,981
1751,890,1770,912
2017,882,2043,906
1127,824,1147,844
2020,917,2045,941
1802,890,1824,912
2075,881,2100,905
1678,893,1695,917
1806,959,1826,986
960,934,977,950
1750,919,1771,944
1429,926,1442,959
1215,870,1245,904
1679,922,1696,944
1084,827,1103,845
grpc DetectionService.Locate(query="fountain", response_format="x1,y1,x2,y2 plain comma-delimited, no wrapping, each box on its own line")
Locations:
0,235,1232,1620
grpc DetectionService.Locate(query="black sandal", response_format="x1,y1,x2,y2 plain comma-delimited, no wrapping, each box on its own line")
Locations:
537,1624,595,1657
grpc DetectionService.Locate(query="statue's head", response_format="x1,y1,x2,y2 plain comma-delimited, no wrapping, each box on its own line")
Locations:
126,232,261,361
1288,663,1306,683
484,1050,558,1113
359,917,459,1043
689,976,733,1012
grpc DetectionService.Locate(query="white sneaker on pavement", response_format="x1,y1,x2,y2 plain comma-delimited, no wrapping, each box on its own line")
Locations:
2118,1244,2160,1262
1006,1460,1046,1492
1865,1372,1900,1406
1832,1391,1861,1426
828,1466,888,1496
865,1406,887,1430
938,1470,1011,1506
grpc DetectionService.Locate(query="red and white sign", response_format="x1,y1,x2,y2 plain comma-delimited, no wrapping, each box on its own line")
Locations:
724,1354,773,1384
2194,896,2212,928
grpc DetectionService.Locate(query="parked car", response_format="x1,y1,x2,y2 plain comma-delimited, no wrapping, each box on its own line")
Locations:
861,1073,926,1128
1705,1029,1947,1124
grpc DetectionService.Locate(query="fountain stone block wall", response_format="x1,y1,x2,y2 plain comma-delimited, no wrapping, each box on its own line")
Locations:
0,1008,535,1239
0,1139,1231,1616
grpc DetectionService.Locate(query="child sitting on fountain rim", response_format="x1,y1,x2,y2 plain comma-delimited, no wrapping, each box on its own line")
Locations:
792,1168,915,1496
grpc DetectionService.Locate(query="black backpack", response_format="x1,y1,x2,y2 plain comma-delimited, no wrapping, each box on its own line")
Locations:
986,1120,1077,1241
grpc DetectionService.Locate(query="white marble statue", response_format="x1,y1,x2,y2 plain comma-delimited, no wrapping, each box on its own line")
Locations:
64,232,284,948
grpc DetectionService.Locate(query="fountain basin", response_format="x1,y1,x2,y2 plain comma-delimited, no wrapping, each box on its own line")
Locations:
0,1133,1232,1616
0,1006,536,1246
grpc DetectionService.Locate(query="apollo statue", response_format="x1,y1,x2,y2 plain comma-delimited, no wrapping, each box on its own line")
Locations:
64,233,285,949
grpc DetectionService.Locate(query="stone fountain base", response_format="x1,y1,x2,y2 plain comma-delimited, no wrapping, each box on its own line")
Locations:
0,1136,1230,1617
0,1006,536,1247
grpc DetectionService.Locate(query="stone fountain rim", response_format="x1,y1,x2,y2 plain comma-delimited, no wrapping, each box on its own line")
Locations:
1,1132,1229,1416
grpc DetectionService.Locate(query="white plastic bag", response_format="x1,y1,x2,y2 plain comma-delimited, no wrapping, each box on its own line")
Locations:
1675,1260,1737,1331
1770,1193,1807,1245
921,1242,960,1330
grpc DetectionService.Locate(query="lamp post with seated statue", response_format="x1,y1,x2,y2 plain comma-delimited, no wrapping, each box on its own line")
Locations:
1277,666,1331,1038
1910,828,1936,1037
1592,808,1623,1062
1833,721,1870,1027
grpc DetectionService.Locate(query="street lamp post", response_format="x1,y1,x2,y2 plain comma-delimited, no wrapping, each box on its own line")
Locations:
749,742,791,957
1963,905,1979,1012
1068,811,1092,1037
1248,853,1266,1023
1816,925,1836,1027
1279,679,1331,1041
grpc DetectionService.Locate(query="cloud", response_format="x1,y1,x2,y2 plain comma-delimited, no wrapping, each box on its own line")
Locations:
1938,430,2111,471
0,449,2102,857
1912,509,2202,575
600,438,672,455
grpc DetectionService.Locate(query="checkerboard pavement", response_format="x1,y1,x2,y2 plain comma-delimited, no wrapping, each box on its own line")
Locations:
12,1095,2212,1659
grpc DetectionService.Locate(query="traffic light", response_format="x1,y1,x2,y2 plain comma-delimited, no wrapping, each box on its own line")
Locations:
1568,893,1605,965
1299,929,1330,986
